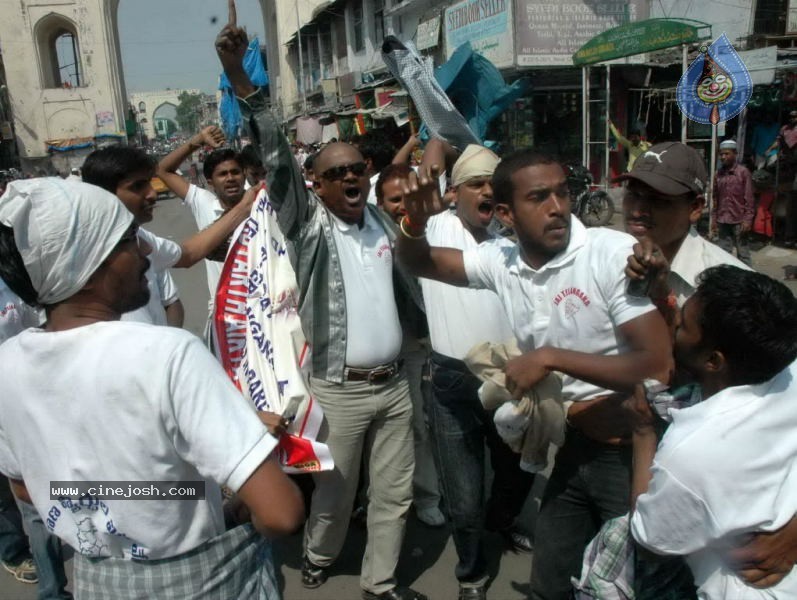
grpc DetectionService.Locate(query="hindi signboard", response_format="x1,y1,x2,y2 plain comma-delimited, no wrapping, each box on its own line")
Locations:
444,0,514,68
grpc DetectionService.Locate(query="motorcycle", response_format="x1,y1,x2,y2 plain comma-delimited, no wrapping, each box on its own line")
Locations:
566,164,614,227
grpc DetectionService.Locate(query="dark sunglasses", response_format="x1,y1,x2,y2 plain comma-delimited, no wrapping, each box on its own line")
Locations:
320,162,367,181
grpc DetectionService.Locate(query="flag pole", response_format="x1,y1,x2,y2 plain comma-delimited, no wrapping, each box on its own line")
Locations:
708,105,720,236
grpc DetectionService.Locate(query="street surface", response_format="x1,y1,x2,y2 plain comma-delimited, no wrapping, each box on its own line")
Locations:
2,189,795,599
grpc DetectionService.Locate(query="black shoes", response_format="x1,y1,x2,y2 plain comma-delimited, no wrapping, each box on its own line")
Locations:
301,556,328,589
362,586,428,600
496,526,533,554
458,581,487,600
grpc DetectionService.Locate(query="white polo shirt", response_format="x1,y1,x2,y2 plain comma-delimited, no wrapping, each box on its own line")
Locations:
183,184,226,298
631,360,797,598
123,228,182,325
421,211,515,359
329,209,402,368
463,216,654,401
669,227,751,307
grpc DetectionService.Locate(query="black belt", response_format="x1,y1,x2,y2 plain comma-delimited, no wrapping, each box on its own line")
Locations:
344,359,403,384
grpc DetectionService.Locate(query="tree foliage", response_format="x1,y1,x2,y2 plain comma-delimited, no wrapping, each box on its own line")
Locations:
176,92,202,134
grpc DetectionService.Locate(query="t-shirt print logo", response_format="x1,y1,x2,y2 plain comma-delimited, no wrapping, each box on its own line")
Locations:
564,297,581,319
553,287,592,319
376,243,392,259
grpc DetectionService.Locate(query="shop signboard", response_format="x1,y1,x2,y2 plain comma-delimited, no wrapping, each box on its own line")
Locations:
789,0,797,33
573,18,709,66
444,0,514,68
417,15,441,51
737,46,777,86
515,0,648,67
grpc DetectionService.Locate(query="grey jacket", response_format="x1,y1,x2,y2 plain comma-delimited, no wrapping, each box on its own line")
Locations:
239,90,424,383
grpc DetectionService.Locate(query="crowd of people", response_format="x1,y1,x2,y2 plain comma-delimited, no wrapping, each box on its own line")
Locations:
1,20,797,600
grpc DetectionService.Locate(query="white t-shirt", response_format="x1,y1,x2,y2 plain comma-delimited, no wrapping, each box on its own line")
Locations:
421,211,515,359
631,361,797,599
329,209,402,367
463,217,654,401
669,227,751,307
0,322,275,560
183,184,226,299
367,169,446,205
0,279,41,344
122,228,182,325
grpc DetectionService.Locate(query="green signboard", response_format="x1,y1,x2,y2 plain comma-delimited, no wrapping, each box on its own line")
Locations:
572,18,711,66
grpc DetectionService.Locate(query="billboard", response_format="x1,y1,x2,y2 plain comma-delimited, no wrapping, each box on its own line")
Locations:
444,0,514,68
516,0,649,67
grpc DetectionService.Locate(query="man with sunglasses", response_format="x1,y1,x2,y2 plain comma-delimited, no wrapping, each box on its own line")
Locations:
216,24,426,600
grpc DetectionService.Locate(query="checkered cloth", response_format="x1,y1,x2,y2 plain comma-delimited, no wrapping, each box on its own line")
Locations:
73,524,279,599
571,514,697,599
572,515,635,599
381,36,480,152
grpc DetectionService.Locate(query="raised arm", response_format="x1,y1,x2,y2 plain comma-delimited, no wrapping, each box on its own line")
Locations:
392,134,419,165
215,24,309,238
610,121,631,149
157,126,225,199
173,184,257,268
396,138,469,285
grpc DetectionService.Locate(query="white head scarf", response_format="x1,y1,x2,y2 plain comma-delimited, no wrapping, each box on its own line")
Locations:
451,145,500,187
0,178,133,305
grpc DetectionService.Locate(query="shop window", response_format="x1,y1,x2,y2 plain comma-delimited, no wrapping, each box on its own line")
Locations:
35,15,83,89
374,0,385,45
352,3,365,52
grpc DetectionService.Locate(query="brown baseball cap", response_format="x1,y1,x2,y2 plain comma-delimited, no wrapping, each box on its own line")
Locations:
614,142,707,196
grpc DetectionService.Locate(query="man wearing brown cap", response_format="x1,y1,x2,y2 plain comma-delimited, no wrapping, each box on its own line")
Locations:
619,141,748,312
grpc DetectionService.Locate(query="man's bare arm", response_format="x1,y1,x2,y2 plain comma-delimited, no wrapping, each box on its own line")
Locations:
156,126,225,199
9,478,32,504
164,299,185,328
505,310,673,401
173,185,257,268
236,456,305,537
396,142,469,285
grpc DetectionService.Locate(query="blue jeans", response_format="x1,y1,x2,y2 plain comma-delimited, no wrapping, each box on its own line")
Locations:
0,478,28,562
17,500,71,599
428,352,534,583
530,427,632,600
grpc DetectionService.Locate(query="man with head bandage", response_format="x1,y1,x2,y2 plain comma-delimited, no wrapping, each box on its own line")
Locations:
0,178,304,598
405,139,534,600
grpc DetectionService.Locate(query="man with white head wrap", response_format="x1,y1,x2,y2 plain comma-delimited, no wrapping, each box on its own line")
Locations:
412,139,534,600
0,178,304,598
713,138,754,265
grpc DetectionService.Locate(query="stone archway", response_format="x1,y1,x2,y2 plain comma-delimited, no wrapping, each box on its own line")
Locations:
0,0,277,170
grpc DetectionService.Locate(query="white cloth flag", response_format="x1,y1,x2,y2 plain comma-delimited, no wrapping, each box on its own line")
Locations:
213,186,333,473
